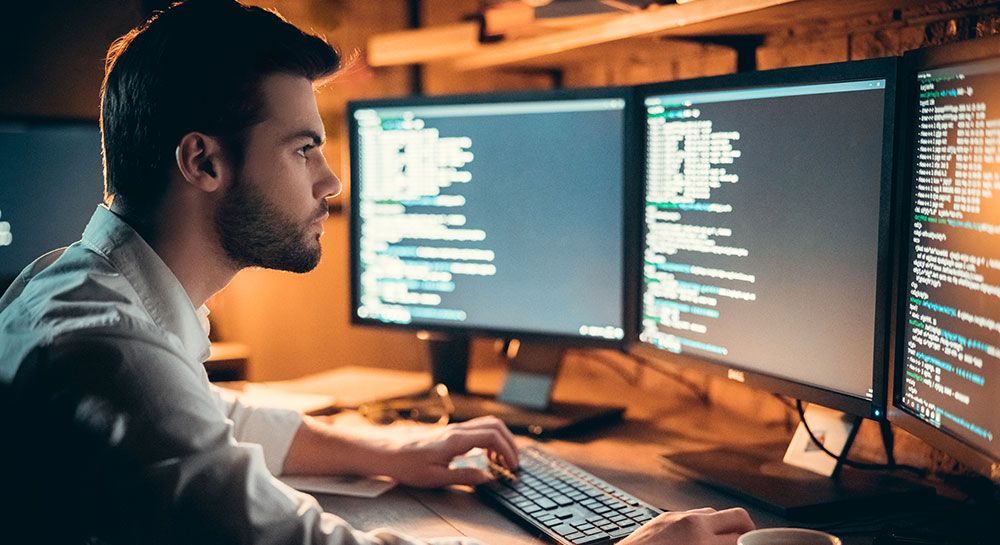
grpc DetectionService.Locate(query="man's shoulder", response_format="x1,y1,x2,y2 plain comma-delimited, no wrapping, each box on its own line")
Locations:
3,243,145,324
0,244,164,381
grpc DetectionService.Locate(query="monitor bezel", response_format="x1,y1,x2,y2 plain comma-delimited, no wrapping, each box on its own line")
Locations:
0,115,103,290
626,57,901,420
887,36,1000,482
346,86,639,349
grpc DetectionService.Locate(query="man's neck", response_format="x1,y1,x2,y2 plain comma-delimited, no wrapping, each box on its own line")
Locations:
110,200,237,309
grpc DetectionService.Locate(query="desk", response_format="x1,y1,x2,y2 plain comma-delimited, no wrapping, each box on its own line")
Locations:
301,352,813,545
314,438,793,545
288,351,994,545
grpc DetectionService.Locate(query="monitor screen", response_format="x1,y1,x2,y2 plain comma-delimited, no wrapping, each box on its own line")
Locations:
890,38,1000,481
631,59,898,419
348,89,633,344
0,119,105,287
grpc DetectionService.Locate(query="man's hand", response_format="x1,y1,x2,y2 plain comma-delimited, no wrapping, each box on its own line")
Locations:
377,416,519,488
618,508,755,545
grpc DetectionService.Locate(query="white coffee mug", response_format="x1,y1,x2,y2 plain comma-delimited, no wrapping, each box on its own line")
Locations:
738,528,842,545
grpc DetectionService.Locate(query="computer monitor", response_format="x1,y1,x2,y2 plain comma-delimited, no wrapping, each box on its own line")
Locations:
628,58,912,519
888,35,1000,484
347,88,636,430
631,58,898,419
0,118,105,291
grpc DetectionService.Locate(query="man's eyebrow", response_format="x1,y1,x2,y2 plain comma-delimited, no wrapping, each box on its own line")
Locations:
281,129,325,146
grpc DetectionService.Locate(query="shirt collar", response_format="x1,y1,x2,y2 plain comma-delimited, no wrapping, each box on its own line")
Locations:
81,205,212,363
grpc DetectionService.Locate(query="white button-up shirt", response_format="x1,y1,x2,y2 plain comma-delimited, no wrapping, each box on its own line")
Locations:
0,205,474,545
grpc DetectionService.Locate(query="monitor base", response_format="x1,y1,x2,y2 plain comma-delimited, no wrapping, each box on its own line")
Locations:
449,392,624,438
660,443,934,521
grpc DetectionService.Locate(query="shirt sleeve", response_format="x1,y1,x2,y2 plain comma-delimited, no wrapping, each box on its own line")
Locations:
211,384,303,475
15,333,485,545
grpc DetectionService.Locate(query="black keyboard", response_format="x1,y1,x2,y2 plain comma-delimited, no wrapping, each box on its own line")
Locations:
479,446,662,545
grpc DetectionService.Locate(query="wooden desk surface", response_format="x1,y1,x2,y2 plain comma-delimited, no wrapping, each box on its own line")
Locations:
278,350,995,545
306,352,803,544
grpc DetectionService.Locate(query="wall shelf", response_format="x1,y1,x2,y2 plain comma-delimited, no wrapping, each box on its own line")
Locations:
367,0,933,71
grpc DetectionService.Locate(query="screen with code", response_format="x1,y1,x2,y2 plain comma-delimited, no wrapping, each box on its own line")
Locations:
350,94,628,341
639,77,889,402
898,57,1000,460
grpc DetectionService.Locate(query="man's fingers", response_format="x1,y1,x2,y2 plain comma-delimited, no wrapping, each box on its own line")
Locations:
444,429,519,472
475,417,518,462
685,507,716,515
451,416,519,468
701,507,755,535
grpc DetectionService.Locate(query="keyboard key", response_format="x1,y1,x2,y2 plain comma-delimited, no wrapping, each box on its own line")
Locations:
624,507,649,519
563,532,585,541
553,508,576,520
535,498,557,510
522,504,543,515
608,525,639,539
551,494,574,506
574,533,611,545
550,523,575,536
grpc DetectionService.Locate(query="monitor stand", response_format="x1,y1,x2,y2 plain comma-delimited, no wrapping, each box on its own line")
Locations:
659,433,934,521
420,331,624,437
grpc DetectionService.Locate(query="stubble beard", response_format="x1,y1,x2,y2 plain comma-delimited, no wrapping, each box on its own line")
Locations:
214,169,325,274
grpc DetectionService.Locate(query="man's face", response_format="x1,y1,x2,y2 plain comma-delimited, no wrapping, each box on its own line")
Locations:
214,73,341,273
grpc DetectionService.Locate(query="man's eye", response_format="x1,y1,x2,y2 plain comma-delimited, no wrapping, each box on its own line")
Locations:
298,144,314,158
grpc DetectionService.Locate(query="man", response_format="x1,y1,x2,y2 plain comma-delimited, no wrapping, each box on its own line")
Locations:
0,1,754,544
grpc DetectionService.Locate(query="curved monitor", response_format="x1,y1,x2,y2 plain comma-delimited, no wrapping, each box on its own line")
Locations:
0,118,105,289
629,58,899,420
889,36,1000,483
347,88,636,347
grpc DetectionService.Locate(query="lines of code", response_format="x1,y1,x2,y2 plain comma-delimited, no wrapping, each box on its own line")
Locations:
641,109,756,354
638,80,887,400
355,109,496,325
901,62,1000,456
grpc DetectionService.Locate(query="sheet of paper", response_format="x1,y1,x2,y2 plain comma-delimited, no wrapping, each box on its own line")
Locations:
782,404,855,476
279,474,397,498
258,366,431,409
235,384,337,414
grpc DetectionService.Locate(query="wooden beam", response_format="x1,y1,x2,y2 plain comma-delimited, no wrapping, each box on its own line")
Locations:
449,0,798,71
368,22,480,67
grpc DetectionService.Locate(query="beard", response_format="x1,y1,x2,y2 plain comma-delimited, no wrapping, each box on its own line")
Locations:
214,171,326,274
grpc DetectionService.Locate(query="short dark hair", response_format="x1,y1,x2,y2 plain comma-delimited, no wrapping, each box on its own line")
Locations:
100,0,340,217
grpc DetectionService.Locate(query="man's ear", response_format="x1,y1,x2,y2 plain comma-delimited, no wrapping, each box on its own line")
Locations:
175,132,227,192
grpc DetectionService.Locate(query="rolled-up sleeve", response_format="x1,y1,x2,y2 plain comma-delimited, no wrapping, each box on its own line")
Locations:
212,385,303,475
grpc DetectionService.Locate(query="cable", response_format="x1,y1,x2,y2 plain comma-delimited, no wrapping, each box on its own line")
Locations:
796,400,925,476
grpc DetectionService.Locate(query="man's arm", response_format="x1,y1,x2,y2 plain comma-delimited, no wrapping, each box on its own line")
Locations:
282,415,520,488
12,335,482,545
